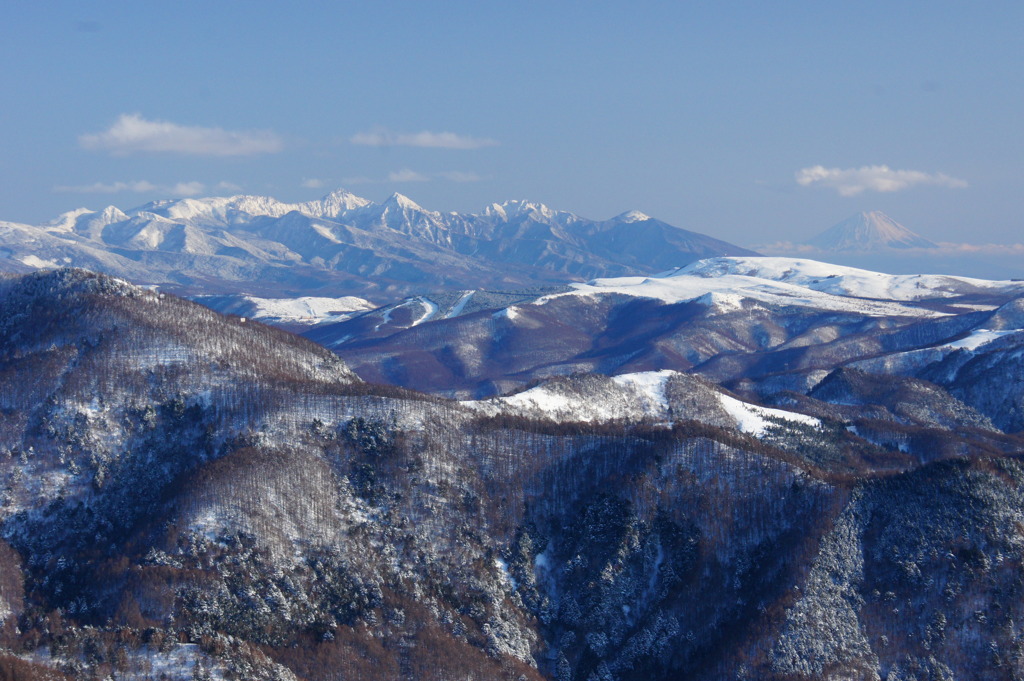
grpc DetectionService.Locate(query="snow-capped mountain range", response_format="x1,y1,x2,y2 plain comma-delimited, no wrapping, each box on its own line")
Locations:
0,189,755,300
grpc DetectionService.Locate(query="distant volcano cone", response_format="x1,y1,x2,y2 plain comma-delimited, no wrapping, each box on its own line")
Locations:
806,211,938,251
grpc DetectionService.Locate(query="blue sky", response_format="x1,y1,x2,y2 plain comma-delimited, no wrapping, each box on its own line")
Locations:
2,1,1021,252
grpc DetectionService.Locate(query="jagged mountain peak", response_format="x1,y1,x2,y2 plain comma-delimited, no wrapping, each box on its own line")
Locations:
42,207,93,231
482,202,508,220
496,199,563,220
305,188,372,216
383,192,428,212
131,190,374,224
129,194,287,224
806,211,938,252
98,204,129,220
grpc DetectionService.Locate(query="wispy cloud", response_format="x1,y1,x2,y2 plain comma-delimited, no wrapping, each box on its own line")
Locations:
795,165,967,196
301,178,326,189
754,241,821,255
339,176,376,186
388,169,431,182
332,169,483,184
54,180,207,196
169,181,206,196
80,114,284,156
351,127,498,150
438,171,483,183
757,240,1024,256
933,242,1024,255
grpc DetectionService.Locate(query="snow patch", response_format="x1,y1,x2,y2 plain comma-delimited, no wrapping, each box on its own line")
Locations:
311,223,342,244
496,386,578,414
240,295,375,325
495,557,517,591
696,291,745,313
942,328,1019,351
617,210,652,223
493,306,520,321
445,290,475,319
611,369,674,410
18,255,61,269
717,393,820,436
411,297,439,326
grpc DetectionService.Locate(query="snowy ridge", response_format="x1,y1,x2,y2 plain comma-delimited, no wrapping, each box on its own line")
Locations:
523,256,1024,319
226,295,375,325
138,189,373,224
463,371,678,423
465,369,821,438
535,266,940,319
677,257,1023,301
941,328,1021,350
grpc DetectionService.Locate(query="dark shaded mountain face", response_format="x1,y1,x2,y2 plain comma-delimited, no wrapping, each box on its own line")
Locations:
4,268,1024,680
0,190,756,302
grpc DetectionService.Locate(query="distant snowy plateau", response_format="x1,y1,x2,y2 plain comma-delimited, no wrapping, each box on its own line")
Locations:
3,192,1024,680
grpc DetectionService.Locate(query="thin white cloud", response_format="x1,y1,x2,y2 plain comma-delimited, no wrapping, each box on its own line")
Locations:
331,169,482,184
54,180,156,194
340,175,376,186
439,171,483,183
169,181,206,196
933,242,1024,255
54,180,206,196
754,241,821,255
757,240,1024,256
351,127,498,149
796,165,967,196
388,169,430,182
301,178,326,189
80,114,284,156
216,181,243,192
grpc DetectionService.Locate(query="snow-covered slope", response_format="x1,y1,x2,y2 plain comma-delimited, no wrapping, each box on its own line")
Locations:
196,293,376,327
530,256,1024,319
466,369,821,437
466,370,680,423
674,257,1024,302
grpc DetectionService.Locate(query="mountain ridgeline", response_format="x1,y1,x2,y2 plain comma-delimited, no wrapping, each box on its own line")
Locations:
0,190,756,301
1,267,1024,681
